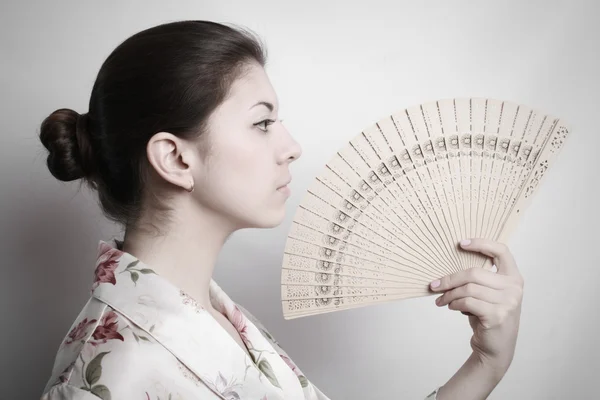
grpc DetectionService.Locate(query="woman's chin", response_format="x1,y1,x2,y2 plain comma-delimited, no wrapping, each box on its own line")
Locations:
251,208,286,229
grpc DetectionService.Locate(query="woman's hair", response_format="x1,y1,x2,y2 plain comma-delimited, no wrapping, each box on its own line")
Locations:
39,20,267,226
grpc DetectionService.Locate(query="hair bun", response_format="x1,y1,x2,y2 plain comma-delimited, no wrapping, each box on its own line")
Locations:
39,108,95,182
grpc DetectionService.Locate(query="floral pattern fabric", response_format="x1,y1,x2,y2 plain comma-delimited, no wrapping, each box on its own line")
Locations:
40,241,440,399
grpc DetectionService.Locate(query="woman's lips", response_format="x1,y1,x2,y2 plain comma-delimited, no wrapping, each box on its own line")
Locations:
277,185,291,196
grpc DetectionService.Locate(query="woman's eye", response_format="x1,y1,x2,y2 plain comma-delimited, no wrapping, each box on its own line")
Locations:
254,119,276,132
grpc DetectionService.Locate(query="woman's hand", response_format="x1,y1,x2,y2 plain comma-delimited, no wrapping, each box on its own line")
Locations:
430,238,524,371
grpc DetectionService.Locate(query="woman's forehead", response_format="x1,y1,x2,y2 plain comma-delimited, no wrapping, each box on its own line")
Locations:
224,64,279,112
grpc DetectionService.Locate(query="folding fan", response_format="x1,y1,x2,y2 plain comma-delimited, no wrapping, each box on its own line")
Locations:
280,97,570,319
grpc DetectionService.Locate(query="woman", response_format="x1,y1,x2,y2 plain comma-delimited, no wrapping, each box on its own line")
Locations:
39,20,524,400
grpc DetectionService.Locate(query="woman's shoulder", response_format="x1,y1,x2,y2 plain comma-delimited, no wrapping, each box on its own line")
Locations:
42,297,107,393
40,298,196,399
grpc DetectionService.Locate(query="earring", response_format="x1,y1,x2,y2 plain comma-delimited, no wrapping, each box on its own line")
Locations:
187,181,195,193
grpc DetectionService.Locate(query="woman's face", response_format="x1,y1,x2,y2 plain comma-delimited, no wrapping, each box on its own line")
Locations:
192,62,302,230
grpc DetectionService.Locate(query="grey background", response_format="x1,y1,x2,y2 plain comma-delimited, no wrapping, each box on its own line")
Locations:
1,1,599,399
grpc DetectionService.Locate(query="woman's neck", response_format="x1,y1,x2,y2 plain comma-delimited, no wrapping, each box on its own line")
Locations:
121,205,237,310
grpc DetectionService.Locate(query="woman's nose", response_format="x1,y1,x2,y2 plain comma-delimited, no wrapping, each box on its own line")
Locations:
279,126,303,163
287,137,302,162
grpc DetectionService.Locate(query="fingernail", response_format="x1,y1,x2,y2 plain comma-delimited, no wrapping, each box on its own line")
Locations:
435,296,442,305
430,280,440,289
460,239,471,247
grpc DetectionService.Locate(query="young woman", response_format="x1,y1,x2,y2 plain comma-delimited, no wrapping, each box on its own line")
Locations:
39,20,524,400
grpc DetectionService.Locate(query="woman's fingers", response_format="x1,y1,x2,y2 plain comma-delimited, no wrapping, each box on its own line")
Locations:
430,239,525,324
446,297,495,321
449,296,516,330
459,238,520,278
435,283,503,307
429,238,524,293
445,296,513,329
430,266,507,292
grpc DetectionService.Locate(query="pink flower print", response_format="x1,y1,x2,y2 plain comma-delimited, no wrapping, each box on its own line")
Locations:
92,242,123,289
90,311,124,345
226,305,252,348
64,318,97,345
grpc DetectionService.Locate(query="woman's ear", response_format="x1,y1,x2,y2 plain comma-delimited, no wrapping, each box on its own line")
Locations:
146,132,196,192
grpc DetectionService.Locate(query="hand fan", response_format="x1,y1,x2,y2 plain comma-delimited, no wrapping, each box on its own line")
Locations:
280,97,570,319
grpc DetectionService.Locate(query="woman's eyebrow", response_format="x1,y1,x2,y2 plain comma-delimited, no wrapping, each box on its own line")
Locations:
249,101,274,112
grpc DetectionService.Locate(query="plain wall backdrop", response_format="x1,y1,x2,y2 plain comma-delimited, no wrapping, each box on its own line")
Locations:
1,1,599,399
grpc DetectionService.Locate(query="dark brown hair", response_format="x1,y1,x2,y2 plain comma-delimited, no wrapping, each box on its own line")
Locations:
39,20,267,226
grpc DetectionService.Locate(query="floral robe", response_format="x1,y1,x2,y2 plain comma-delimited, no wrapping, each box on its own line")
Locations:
40,241,440,399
